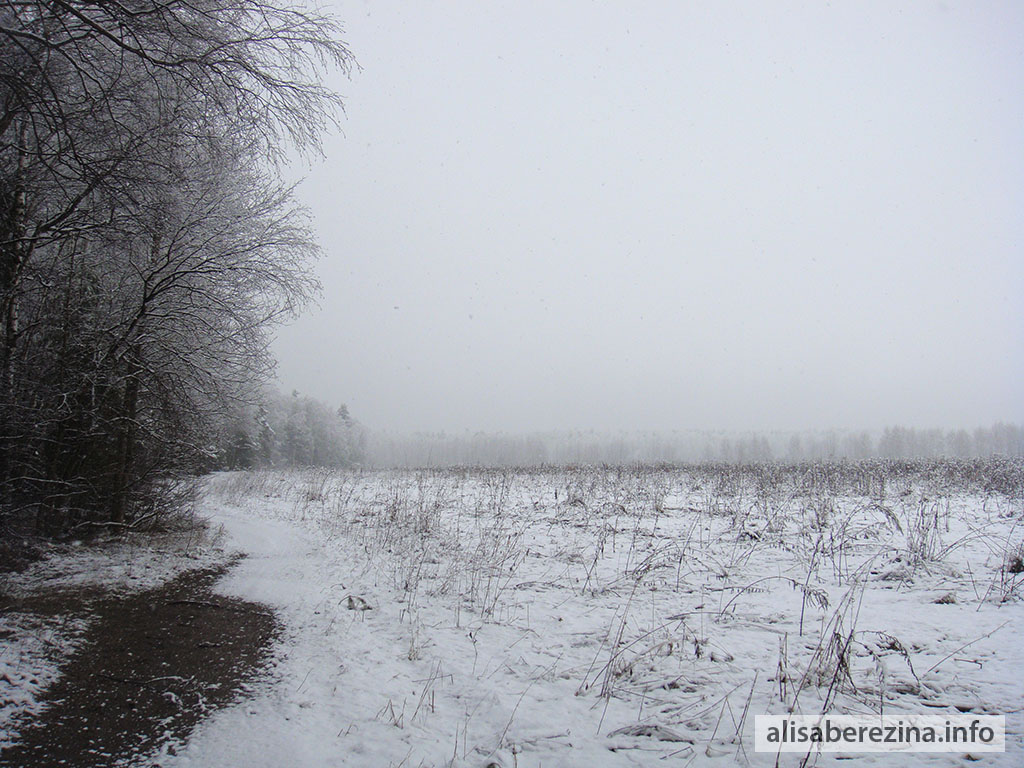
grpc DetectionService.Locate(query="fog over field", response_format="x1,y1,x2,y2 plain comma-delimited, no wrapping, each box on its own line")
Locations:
3,4,1024,766
274,0,1024,436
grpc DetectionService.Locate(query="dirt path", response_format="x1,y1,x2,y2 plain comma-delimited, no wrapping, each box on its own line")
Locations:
0,560,279,767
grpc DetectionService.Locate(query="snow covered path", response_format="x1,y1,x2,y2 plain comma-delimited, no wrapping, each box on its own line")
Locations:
157,507,379,766
155,470,1024,768
160,499,624,768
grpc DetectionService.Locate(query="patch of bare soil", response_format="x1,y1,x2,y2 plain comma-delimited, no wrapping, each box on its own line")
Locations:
0,560,279,767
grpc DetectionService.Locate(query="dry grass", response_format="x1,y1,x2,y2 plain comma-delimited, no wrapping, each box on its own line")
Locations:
204,459,1023,764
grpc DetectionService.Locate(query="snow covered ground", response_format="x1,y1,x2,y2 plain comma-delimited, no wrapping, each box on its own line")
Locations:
1,528,227,748
153,466,1022,767
0,610,88,746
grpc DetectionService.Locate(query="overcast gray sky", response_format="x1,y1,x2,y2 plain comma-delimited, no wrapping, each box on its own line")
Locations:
273,0,1023,433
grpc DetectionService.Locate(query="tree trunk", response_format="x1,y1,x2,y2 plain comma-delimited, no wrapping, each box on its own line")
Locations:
0,119,29,510
110,349,141,528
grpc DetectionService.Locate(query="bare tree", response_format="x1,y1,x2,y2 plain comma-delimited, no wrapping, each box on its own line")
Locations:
0,1,352,533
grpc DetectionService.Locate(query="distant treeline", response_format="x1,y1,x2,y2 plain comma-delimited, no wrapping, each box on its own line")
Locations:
365,423,1024,468
216,390,365,471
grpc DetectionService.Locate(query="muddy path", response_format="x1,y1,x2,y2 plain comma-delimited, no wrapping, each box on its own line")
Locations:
1,560,279,767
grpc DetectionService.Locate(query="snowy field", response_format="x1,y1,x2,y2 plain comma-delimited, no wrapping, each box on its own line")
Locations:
5,462,1024,766
169,464,1022,767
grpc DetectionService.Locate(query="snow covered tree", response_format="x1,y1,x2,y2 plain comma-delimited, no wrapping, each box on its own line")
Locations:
0,1,352,534
214,390,364,469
